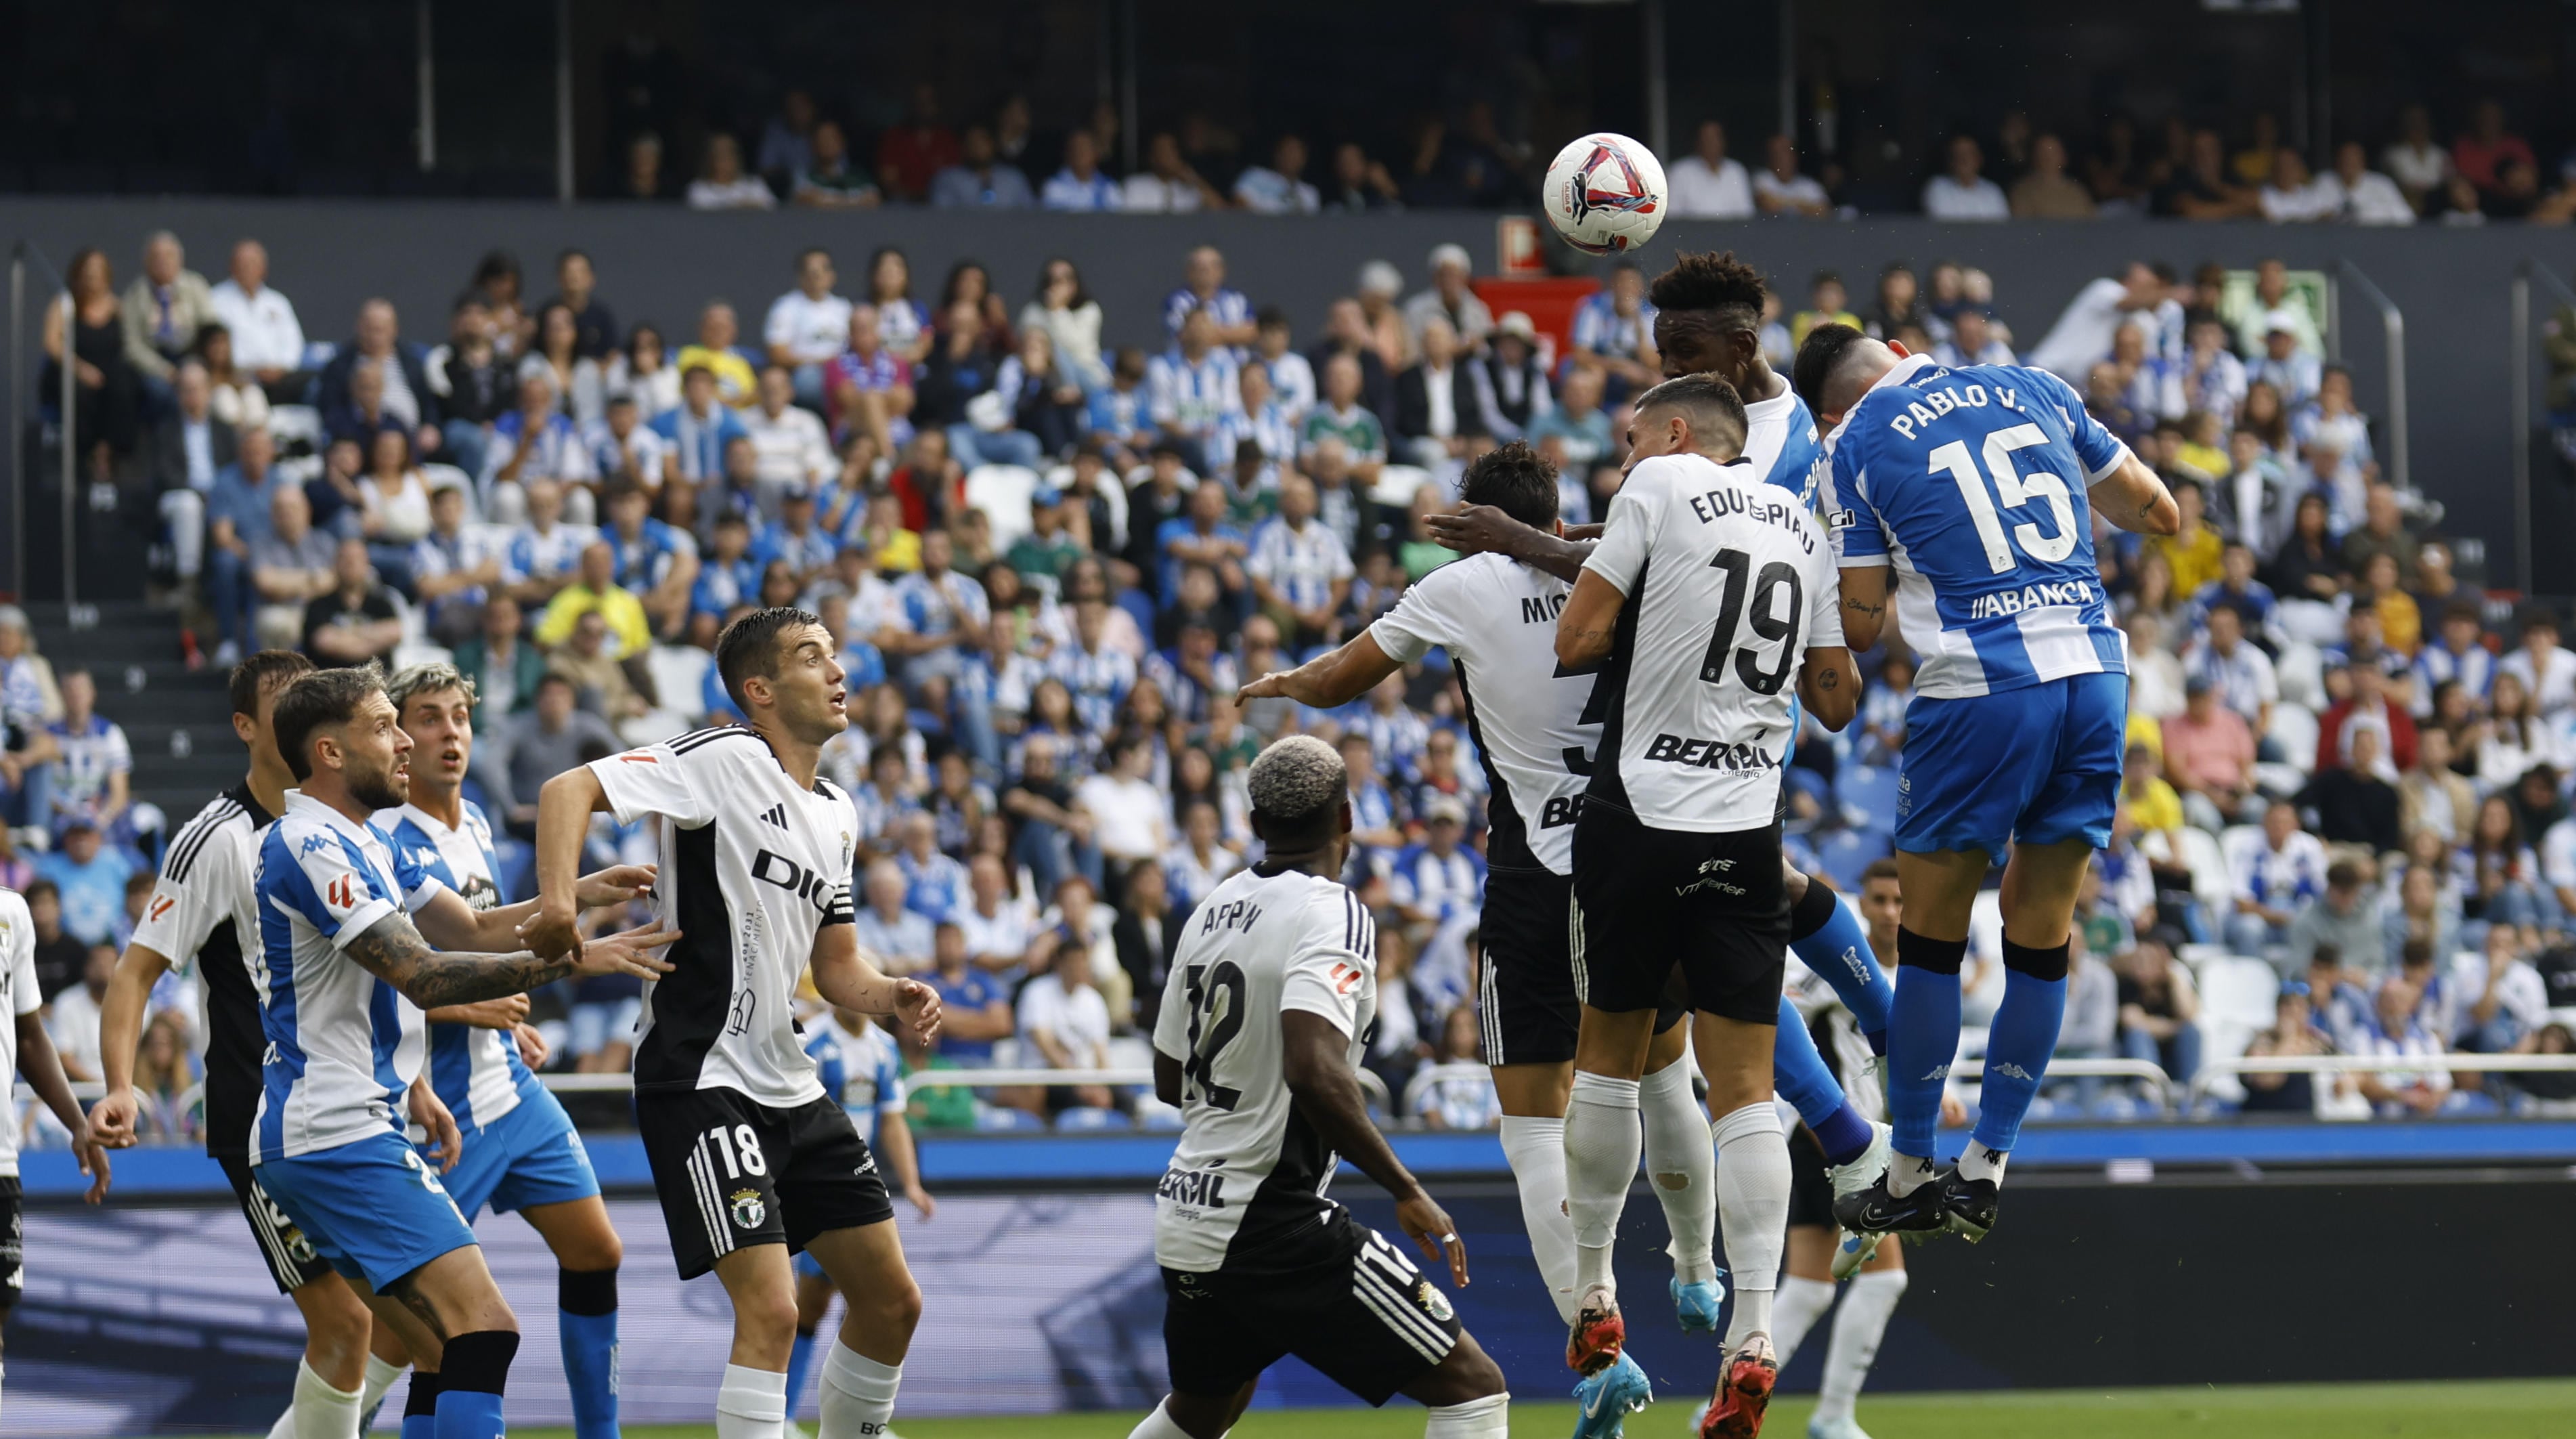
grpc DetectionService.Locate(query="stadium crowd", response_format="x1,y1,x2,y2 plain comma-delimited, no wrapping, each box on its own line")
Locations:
617,84,2576,227
8,220,2576,1143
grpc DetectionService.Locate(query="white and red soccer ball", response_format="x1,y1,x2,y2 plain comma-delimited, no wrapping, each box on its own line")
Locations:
1543,132,1668,255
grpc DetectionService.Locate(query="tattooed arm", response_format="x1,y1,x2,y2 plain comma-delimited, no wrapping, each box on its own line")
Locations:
1797,646,1862,731
2090,453,2181,537
345,910,678,1009
1836,564,1892,651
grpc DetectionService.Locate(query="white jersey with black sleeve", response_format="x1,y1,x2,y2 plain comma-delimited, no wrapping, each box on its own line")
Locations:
588,725,858,1109
1150,865,1378,1274
127,784,278,1161
1369,552,1596,875
0,890,45,1174
1579,451,1845,832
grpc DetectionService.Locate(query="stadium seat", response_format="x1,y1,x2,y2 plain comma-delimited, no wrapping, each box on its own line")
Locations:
1837,764,1902,826
1054,1106,1133,1132
2175,825,2233,915
1370,463,1435,509
973,1105,1046,1134
2275,642,2326,711
964,465,1041,551
647,645,712,725
2267,704,2320,774
1812,826,1887,893
1116,586,1158,644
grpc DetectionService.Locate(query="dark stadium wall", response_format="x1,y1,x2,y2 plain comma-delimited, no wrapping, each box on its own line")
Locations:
0,200,2570,590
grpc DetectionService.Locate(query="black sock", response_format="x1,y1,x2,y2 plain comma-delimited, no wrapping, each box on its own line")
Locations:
1896,926,1969,975
2000,935,2071,981
403,1369,446,1417
558,1266,619,1317
437,1329,521,1398
1788,876,1841,943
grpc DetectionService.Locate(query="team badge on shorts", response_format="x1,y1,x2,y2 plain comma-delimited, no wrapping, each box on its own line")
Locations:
730,1188,766,1229
1414,1277,1453,1323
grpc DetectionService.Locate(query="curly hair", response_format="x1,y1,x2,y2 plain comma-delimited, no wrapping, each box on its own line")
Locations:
1649,250,1770,330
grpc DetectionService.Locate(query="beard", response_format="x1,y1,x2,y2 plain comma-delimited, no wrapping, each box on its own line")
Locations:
348,757,409,811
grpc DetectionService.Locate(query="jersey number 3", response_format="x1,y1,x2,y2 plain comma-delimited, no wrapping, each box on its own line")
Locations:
1929,425,2077,574
1181,962,1247,1111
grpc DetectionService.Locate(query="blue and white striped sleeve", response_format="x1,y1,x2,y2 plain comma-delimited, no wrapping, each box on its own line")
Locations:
2022,365,2132,484
276,830,400,948
1822,434,1889,567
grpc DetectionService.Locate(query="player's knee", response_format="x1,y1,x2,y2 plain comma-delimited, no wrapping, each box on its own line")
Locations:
858,1270,924,1338
1435,1337,1508,1402
554,1224,624,1273
737,1284,802,1346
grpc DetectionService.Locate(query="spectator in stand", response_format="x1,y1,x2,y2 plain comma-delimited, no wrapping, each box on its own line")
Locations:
148,360,236,580
2300,725,2404,854
2164,127,2256,219
502,475,597,608
1145,308,1239,475
1393,316,1485,470
194,323,269,433
743,363,834,497
684,132,774,210
250,486,340,650
2498,607,2576,717
206,238,306,400
2458,924,2550,1054
2475,672,2552,792
522,301,606,429
301,537,402,669
2163,674,2256,831
763,248,852,406
1931,306,2015,368
119,230,217,398
1567,261,1659,402
1164,246,1257,351
35,819,132,947
14,881,81,1001
1923,134,2009,220
922,922,1012,1065
47,943,114,1084
2383,104,2453,211
1074,733,1166,886
2116,929,2202,1086
589,391,669,495
2226,798,2330,958
2181,602,2277,737
649,363,751,484
1753,133,1831,217
1468,312,1550,443
1014,935,1115,1111
874,82,960,202
41,668,130,842
932,124,1036,210
1247,474,1354,650
1125,131,1227,213
1324,141,1404,212
2289,857,2388,979
881,528,990,691
533,539,652,655
828,304,919,459
852,857,936,976
354,428,434,584
2321,141,2417,225
202,427,284,662
893,811,969,923
1667,120,1753,219
548,610,651,725
484,672,619,834
598,479,697,637
1789,270,1862,352
955,853,1034,974
678,300,759,407
1234,135,1319,214
315,298,443,462
2257,148,2339,223
2453,99,2535,198
2354,975,2453,1115
1387,793,1484,926
1041,129,1122,212
2009,132,2096,218
788,118,878,208
2414,601,2495,714
1527,367,1614,475
536,248,617,362
1401,244,1493,353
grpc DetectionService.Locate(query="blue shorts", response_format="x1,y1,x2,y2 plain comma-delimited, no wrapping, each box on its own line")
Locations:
254,1129,479,1291
1895,672,2128,859
428,1085,601,1222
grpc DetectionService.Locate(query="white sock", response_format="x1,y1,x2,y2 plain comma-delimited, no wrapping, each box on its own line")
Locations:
1711,1100,1791,1349
1885,1151,1938,1199
265,1408,294,1439
1422,1392,1510,1438
1957,1139,2009,1187
289,1358,362,1439
1770,1275,1838,1370
1638,1060,1716,1285
716,1362,789,1439
1498,1115,1579,1324
360,1354,406,1418
818,1342,901,1438
1816,1270,1908,1423
1127,1396,1204,1439
1563,1072,1642,1296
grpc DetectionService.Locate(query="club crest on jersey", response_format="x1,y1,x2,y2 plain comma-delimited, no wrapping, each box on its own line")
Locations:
1414,1278,1454,1323
730,1188,766,1228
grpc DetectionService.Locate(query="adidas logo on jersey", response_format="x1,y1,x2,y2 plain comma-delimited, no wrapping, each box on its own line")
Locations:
758,804,788,829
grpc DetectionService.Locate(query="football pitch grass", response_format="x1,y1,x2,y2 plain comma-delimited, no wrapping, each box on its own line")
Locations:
251,1379,2576,1439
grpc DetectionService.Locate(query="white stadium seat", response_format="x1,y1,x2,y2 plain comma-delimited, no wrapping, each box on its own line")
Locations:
2268,703,2319,774
964,464,1041,551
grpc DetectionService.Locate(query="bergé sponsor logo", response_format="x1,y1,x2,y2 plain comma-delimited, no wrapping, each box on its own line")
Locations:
1642,733,1779,773
1157,1166,1227,1209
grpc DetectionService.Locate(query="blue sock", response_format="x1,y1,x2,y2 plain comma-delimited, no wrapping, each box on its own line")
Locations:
1974,958,2070,1158
558,1268,619,1439
785,1329,819,1421
434,1388,504,1439
401,1371,444,1439
1887,928,1966,1159
1791,886,1894,1051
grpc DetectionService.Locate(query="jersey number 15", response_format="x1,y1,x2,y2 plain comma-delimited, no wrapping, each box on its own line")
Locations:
1929,424,2078,575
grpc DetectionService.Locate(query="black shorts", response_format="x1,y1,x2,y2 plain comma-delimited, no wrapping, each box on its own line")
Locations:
0,1177,20,1306
1785,1122,1836,1230
1571,804,1789,1025
1481,868,1686,1066
1162,1212,1462,1407
217,1153,333,1295
638,1087,894,1281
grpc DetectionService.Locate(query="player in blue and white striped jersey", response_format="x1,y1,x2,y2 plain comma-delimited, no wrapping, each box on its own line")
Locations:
382,662,626,1439
1796,324,2177,1245
248,666,671,1437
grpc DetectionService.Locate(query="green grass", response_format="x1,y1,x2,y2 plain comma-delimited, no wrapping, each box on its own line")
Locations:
290,1379,2576,1438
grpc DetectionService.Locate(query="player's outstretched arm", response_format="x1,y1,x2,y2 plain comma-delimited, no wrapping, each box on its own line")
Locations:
1799,645,1862,731
1280,1009,1468,1287
527,765,619,958
423,994,531,1031
1836,564,1892,652
2091,453,2181,536
810,926,944,1045
1237,630,1402,711
418,865,659,955
18,1014,108,1202
1424,503,1594,584
347,909,676,1009
91,941,174,1148
1554,570,1627,669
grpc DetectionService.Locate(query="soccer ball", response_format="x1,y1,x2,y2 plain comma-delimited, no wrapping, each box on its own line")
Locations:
1542,132,1668,255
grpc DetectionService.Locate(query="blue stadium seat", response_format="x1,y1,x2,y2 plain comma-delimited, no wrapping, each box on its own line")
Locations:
1116,586,1158,643
1838,765,1902,826
1055,1106,1134,1132
1812,827,1890,893
973,1105,1046,1134
1137,1106,1185,1132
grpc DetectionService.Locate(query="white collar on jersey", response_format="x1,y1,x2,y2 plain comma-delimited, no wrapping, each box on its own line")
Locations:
1818,351,1942,455
284,788,376,840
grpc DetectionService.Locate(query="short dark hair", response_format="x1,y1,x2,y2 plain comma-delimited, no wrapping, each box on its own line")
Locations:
1862,857,1900,884
716,605,826,713
1459,441,1561,530
2325,859,2363,890
272,666,387,783
230,649,315,720
1633,372,1748,452
21,879,56,905
1791,322,1871,416
1649,251,1767,341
